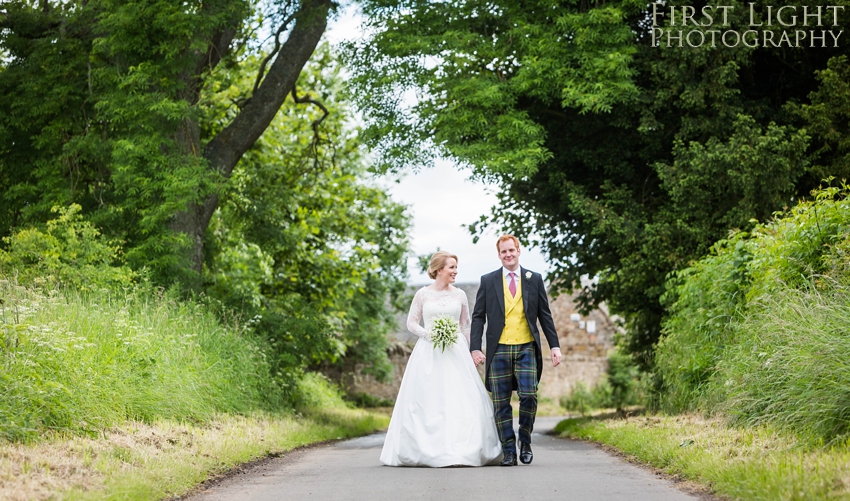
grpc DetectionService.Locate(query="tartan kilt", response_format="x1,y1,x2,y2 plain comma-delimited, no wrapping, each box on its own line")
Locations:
487,342,538,448
483,336,542,392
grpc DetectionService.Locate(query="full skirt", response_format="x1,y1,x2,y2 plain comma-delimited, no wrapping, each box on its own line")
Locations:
380,336,502,467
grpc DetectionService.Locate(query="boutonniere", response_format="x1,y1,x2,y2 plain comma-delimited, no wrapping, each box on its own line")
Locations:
525,271,532,280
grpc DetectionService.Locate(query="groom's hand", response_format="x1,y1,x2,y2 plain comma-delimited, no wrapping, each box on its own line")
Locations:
471,350,485,367
551,348,562,367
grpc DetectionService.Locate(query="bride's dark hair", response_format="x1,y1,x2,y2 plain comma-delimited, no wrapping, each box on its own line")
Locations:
427,251,459,279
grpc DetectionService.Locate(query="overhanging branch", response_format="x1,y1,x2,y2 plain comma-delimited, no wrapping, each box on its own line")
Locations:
253,10,298,96
201,0,332,230
291,86,331,169
291,86,329,133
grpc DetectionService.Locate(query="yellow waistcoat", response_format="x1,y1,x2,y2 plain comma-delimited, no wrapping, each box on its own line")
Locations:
499,272,534,345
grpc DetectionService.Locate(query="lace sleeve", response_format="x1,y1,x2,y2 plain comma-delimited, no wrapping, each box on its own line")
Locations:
407,288,429,340
459,289,471,345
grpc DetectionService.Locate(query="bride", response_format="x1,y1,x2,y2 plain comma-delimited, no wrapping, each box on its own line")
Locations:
380,251,502,467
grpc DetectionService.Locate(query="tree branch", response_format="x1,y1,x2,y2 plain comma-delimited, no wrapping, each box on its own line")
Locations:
206,27,237,73
252,12,298,96
201,0,332,230
291,86,331,170
291,86,329,133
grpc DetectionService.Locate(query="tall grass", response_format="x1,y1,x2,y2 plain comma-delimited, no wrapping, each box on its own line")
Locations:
656,186,850,443
0,279,282,442
655,235,750,411
715,280,850,443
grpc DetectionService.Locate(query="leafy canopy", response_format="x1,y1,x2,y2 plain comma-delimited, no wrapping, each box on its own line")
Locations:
203,46,411,385
0,0,249,282
0,2,412,381
346,0,849,363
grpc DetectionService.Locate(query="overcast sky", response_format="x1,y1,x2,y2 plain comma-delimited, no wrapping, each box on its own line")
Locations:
325,6,551,285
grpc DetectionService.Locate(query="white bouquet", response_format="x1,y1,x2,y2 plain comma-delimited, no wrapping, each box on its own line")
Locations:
429,315,459,352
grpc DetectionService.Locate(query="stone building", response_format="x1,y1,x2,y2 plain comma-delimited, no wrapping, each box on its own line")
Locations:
329,283,618,402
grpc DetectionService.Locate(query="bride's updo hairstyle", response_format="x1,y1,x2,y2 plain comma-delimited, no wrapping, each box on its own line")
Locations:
427,251,459,280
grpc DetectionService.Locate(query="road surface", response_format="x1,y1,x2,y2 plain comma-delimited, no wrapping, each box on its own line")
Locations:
187,417,703,500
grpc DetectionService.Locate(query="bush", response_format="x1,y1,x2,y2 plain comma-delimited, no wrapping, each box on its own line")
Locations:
607,350,639,414
0,204,135,291
560,381,596,416
345,392,394,408
561,351,643,415
657,184,850,442
658,185,850,410
290,372,350,410
656,234,751,411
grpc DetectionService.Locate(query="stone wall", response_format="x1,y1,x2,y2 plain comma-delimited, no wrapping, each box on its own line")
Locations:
326,283,617,402
537,291,617,400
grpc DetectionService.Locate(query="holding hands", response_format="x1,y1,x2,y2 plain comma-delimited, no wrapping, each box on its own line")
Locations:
471,348,561,367
471,350,485,367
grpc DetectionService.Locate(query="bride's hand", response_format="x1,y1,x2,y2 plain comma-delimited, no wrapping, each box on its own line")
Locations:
470,350,485,366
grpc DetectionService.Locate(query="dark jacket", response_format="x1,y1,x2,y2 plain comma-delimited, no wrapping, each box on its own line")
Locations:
469,267,560,391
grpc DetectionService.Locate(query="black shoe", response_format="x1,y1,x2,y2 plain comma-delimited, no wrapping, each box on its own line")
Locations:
500,451,518,466
519,441,533,464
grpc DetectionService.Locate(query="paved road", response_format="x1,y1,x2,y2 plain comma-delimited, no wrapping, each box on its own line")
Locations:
187,417,701,501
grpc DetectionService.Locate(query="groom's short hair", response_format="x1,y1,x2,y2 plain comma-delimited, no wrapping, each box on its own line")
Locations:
496,235,521,252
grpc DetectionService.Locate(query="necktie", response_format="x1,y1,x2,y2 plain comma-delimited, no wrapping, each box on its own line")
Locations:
508,272,517,298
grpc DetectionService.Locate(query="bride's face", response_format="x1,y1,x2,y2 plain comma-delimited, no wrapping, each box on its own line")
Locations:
438,258,458,283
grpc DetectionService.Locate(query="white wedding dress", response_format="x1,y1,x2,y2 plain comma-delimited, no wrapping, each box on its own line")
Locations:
380,286,502,467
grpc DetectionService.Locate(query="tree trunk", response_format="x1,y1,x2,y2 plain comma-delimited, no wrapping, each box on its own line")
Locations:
170,116,206,288
173,0,332,288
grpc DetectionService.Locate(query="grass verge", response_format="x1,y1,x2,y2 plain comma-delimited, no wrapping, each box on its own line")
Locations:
1,281,282,441
0,280,391,500
1,407,389,501
555,414,850,501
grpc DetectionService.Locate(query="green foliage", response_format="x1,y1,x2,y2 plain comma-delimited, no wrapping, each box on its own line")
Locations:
347,0,643,176
717,281,850,444
552,416,589,436
560,381,599,416
658,115,808,240
0,0,246,283
658,185,850,442
744,185,850,298
416,249,439,275
345,0,848,365
1,1,411,386
290,372,350,410
203,46,411,385
0,204,136,291
345,392,395,409
791,55,850,182
656,235,751,411
560,351,642,415
0,280,281,442
607,350,639,414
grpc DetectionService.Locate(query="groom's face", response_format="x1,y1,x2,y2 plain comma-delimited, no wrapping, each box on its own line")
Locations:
498,240,521,271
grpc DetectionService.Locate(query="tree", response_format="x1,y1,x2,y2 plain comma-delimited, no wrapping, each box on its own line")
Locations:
0,0,334,287
346,0,848,364
203,46,411,386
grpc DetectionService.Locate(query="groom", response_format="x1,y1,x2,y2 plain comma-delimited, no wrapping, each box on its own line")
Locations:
470,235,561,466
